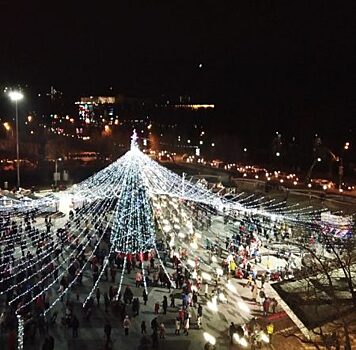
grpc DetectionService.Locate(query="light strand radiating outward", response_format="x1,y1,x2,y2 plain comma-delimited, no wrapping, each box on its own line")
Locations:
0,131,348,350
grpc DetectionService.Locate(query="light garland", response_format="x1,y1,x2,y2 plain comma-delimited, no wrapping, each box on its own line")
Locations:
0,131,350,350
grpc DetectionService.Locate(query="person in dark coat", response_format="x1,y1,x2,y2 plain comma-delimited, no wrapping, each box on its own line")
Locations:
104,292,110,313
132,297,140,316
143,290,148,305
162,296,168,314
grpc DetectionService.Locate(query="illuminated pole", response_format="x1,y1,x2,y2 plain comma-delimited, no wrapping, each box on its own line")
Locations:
306,157,321,185
182,172,186,197
55,158,62,188
338,158,343,190
15,100,20,188
8,91,24,189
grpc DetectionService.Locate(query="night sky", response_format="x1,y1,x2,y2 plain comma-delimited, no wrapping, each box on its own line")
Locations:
1,1,356,143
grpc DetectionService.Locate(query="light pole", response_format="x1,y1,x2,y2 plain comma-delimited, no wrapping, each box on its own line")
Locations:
306,157,322,184
54,158,62,188
8,91,24,189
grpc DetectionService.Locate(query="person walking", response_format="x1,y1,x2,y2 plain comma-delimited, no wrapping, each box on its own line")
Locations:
162,296,168,314
132,297,140,316
263,298,271,317
104,292,110,313
104,321,112,342
229,322,236,344
192,291,198,307
175,317,181,335
135,271,142,287
198,303,203,318
154,302,160,315
252,283,258,302
270,298,278,313
141,320,147,334
170,293,175,307
123,315,131,336
96,288,101,307
183,317,190,336
197,314,202,329
159,322,165,339
258,289,265,308
151,317,159,333
260,273,266,288
124,286,133,304
110,265,117,283
266,322,274,344
143,290,148,305
109,286,114,302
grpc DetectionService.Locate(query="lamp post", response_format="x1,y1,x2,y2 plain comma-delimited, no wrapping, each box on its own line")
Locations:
54,158,62,188
8,91,24,189
306,157,322,184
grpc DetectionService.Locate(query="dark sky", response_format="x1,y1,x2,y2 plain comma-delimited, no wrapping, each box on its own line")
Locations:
1,1,356,141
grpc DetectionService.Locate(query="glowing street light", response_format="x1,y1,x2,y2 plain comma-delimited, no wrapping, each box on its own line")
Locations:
8,90,24,188
8,91,24,102
54,158,62,188
276,152,280,157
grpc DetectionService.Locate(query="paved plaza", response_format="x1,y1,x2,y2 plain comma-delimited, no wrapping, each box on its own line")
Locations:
0,210,309,350
0,145,354,350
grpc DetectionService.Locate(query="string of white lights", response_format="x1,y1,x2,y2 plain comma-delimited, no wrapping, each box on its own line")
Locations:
1,202,101,296
12,198,114,311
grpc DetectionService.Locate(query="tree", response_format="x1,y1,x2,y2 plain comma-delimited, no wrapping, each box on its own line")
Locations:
277,226,356,349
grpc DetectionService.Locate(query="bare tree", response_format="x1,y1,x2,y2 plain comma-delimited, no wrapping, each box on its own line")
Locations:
277,226,356,349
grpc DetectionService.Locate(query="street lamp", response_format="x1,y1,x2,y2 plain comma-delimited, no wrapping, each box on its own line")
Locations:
306,157,322,184
54,158,62,188
8,90,24,189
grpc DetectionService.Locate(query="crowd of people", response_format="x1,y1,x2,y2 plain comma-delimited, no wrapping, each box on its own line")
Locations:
0,193,328,350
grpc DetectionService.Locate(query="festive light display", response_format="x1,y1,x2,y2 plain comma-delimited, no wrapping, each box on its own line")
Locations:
0,130,350,349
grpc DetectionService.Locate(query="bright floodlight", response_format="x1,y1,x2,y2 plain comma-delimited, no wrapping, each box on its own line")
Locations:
8,91,24,101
